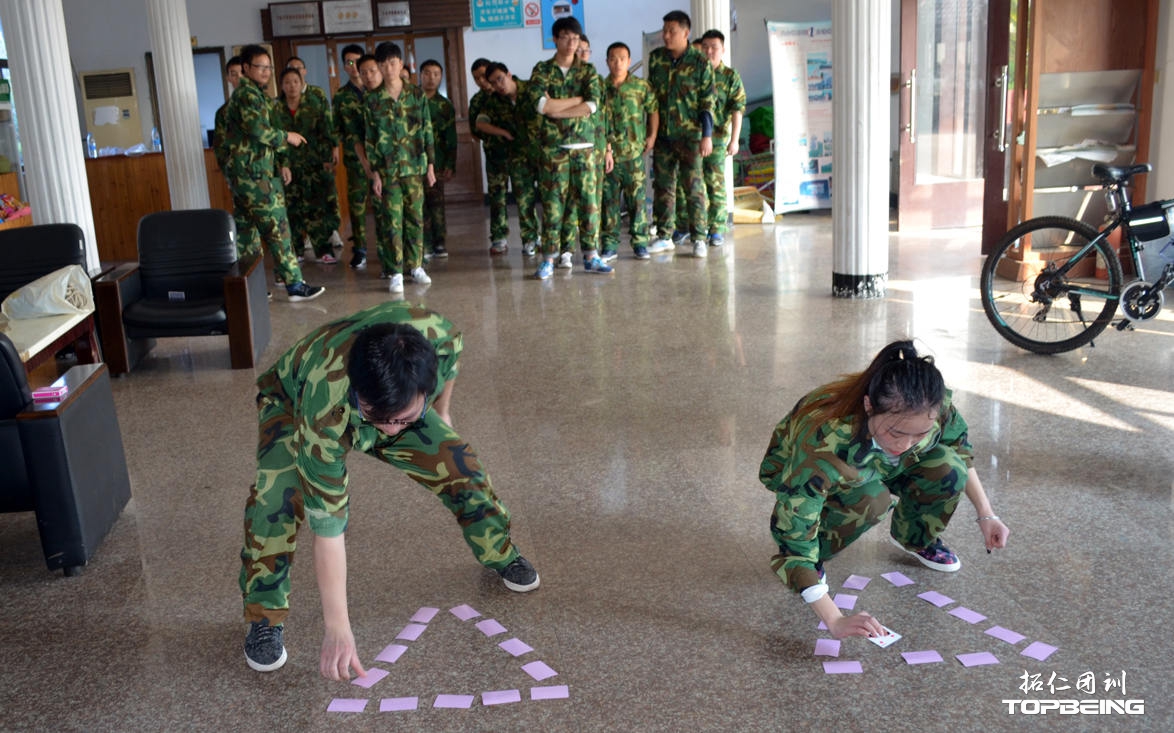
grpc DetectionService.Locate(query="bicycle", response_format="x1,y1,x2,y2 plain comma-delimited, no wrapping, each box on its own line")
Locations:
981,163,1174,354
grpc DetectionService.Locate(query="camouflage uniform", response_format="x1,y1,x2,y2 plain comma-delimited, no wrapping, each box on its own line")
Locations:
333,81,369,258
424,92,457,249
240,302,521,626
479,78,543,246
478,90,515,244
364,83,434,274
759,389,971,595
274,92,340,257
560,66,607,254
675,62,746,236
223,76,304,286
530,55,602,257
602,74,656,252
647,45,714,243
213,102,231,182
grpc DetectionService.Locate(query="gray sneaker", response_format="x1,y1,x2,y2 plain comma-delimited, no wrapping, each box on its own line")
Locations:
497,556,540,592
245,620,288,672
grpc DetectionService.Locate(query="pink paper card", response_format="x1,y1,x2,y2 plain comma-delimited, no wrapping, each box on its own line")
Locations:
327,698,368,713
822,660,863,674
379,697,418,712
816,621,828,630
411,606,440,623
881,571,915,587
948,606,987,624
351,667,388,688
531,685,570,700
1021,641,1058,661
842,574,871,590
450,604,481,621
832,593,857,610
902,650,944,665
475,619,508,637
499,638,533,657
481,689,522,706
375,643,408,664
957,651,1000,667
434,694,475,708
396,623,427,641
985,626,1026,645
917,590,954,608
522,660,558,681
814,638,841,657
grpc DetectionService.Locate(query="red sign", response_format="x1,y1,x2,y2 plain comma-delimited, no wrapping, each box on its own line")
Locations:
524,1,541,26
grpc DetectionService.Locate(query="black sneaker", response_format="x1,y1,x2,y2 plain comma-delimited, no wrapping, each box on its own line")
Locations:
244,620,287,672
498,556,540,592
432,244,448,258
350,252,367,270
286,282,325,302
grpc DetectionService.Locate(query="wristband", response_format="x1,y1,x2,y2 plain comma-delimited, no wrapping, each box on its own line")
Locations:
975,515,1000,523
800,581,829,604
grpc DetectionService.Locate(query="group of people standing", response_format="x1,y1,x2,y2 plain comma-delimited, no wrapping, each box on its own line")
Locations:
469,10,745,279
214,42,458,297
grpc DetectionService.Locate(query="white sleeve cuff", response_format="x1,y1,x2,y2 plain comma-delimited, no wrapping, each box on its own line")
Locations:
536,96,548,114
585,101,597,114
801,581,829,604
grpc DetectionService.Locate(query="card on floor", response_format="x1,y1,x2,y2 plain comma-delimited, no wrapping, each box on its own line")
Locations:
866,626,902,648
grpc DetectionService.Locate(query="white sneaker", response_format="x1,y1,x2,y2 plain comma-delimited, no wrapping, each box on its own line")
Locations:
557,251,574,269
329,230,344,249
692,240,708,258
410,266,431,284
389,273,404,293
647,238,675,254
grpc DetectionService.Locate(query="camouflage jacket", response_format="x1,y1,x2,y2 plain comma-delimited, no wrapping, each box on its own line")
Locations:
528,55,601,150
759,388,974,593
213,101,230,172
476,87,514,160
332,81,366,166
256,301,461,537
604,74,657,161
363,82,435,179
711,63,746,143
425,93,458,173
647,45,714,141
223,77,288,181
469,89,489,142
273,92,337,173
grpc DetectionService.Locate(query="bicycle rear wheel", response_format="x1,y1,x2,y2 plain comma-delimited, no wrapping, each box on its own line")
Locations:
981,216,1122,354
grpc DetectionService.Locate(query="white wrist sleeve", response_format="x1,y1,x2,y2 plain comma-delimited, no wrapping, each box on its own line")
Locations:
801,582,829,604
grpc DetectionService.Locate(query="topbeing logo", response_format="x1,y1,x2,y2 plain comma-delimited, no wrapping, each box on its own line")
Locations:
1002,700,1145,715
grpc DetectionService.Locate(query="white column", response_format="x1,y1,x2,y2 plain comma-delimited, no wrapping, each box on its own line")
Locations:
831,0,890,298
692,0,735,224
0,0,100,271
146,0,208,209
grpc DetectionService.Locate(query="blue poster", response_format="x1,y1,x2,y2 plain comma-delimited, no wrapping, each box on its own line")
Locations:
472,0,524,31
541,0,585,49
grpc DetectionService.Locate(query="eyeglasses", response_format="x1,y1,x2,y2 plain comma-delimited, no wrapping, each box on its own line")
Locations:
345,60,358,67
351,389,428,428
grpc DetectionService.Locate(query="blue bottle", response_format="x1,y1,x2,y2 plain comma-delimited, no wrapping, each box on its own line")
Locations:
151,126,161,152
85,133,97,159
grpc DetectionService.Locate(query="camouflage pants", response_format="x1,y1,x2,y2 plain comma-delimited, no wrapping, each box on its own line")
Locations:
674,138,728,236
372,173,425,274
342,155,369,256
286,162,341,257
540,146,599,257
485,153,511,242
769,445,967,586
602,155,650,251
230,174,303,285
652,137,706,242
512,153,543,245
240,382,519,626
423,179,446,248
561,148,605,253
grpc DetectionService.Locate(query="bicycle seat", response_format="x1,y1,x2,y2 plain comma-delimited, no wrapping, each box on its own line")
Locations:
1092,163,1152,184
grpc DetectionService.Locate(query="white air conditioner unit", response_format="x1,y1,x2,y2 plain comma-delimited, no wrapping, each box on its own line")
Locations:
79,68,142,148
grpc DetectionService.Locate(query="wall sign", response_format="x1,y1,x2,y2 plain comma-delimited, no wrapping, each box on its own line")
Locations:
322,0,374,33
269,2,322,37
472,0,524,31
377,1,411,27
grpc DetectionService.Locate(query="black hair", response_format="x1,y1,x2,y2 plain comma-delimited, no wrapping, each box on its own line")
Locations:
579,34,590,46
341,44,365,60
552,16,584,38
471,57,491,72
347,323,438,422
225,56,242,72
420,59,443,73
701,29,725,43
374,41,403,64
663,10,691,30
606,42,630,57
279,67,302,89
287,55,304,66
484,62,510,81
356,53,377,70
239,45,270,67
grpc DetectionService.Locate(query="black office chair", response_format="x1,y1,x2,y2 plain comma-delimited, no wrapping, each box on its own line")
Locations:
0,223,88,302
0,332,131,575
93,209,270,375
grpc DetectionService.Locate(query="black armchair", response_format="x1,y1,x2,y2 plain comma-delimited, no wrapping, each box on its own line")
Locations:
0,332,131,575
93,209,270,375
0,223,88,303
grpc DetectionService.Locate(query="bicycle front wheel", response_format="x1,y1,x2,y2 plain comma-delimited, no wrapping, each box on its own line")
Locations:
981,216,1122,354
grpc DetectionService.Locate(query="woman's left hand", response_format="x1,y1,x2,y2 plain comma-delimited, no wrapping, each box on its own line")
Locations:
978,516,1009,551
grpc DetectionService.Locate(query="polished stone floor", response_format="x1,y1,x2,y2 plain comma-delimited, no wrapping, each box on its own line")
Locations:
2,203,1171,732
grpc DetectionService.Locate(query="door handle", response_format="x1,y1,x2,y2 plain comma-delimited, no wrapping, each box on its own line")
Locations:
994,64,1009,152
903,68,917,144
